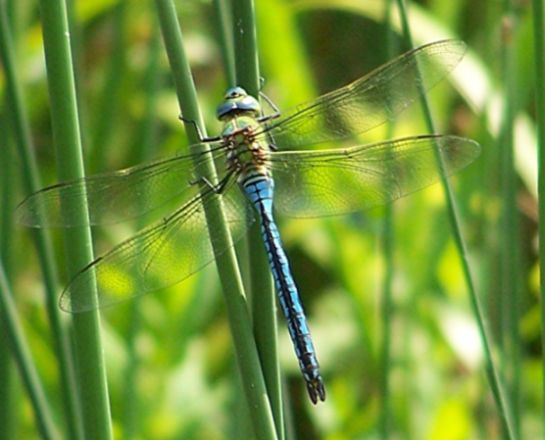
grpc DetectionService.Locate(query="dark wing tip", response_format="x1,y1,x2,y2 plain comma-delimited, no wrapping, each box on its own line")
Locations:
443,135,482,167
58,256,106,314
14,195,39,227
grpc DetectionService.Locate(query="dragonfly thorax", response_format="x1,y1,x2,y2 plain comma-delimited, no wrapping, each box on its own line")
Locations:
216,86,261,120
222,115,270,181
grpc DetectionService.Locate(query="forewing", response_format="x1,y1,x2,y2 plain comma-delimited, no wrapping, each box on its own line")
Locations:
60,185,253,312
264,40,466,149
270,135,480,218
16,144,226,227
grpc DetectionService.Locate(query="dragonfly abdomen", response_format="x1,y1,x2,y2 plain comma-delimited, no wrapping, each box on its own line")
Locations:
241,173,326,404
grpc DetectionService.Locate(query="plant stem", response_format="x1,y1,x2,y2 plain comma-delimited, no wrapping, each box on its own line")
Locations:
121,24,162,440
213,0,236,86
0,114,17,440
38,0,113,438
0,262,60,440
88,1,127,173
233,0,260,93
379,2,395,438
394,1,516,438
498,4,521,436
0,1,83,438
232,0,283,436
154,1,277,438
531,0,545,434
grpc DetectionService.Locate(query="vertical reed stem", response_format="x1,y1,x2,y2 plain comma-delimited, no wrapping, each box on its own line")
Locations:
0,263,60,440
379,1,396,437
394,1,516,438
531,0,545,434
232,0,284,437
0,0,83,437
154,1,278,438
38,0,113,438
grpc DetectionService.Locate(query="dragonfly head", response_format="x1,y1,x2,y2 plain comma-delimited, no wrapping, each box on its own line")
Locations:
216,86,261,120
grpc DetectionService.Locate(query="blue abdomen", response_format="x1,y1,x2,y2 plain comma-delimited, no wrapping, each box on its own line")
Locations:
241,174,326,403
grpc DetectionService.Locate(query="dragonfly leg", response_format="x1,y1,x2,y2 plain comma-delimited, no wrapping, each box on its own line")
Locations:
258,92,281,123
178,114,222,143
189,173,232,195
268,137,278,151
257,92,281,150
189,176,220,193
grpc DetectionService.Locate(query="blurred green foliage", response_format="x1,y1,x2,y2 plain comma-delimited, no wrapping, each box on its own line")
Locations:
1,0,541,438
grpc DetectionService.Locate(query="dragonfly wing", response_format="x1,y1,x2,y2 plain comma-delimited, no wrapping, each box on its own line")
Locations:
270,135,480,218
16,143,226,227
264,40,466,149
60,183,253,312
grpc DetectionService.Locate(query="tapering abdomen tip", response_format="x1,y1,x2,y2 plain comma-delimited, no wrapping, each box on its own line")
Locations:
307,377,326,404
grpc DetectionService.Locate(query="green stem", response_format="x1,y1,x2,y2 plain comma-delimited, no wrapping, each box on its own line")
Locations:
88,1,127,172
0,262,60,440
498,4,521,436
0,1,83,438
154,2,277,439
531,0,545,433
394,1,516,438
379,2,396,438
121,25,162,440
213,0,236,86
38,0,113,438
232,1,283,436
0,116,17,440
233,0,260,93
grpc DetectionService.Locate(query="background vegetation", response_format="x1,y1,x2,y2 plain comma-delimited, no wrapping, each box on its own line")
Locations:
0,0,542,438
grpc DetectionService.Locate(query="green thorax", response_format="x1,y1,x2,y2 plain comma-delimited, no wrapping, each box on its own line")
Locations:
221,114,271,180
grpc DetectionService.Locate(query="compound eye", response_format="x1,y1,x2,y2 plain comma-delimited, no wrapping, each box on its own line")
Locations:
225,88,240,99
225,87,247,100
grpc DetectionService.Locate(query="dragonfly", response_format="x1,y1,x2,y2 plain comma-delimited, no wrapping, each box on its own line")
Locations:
17,39,480,404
